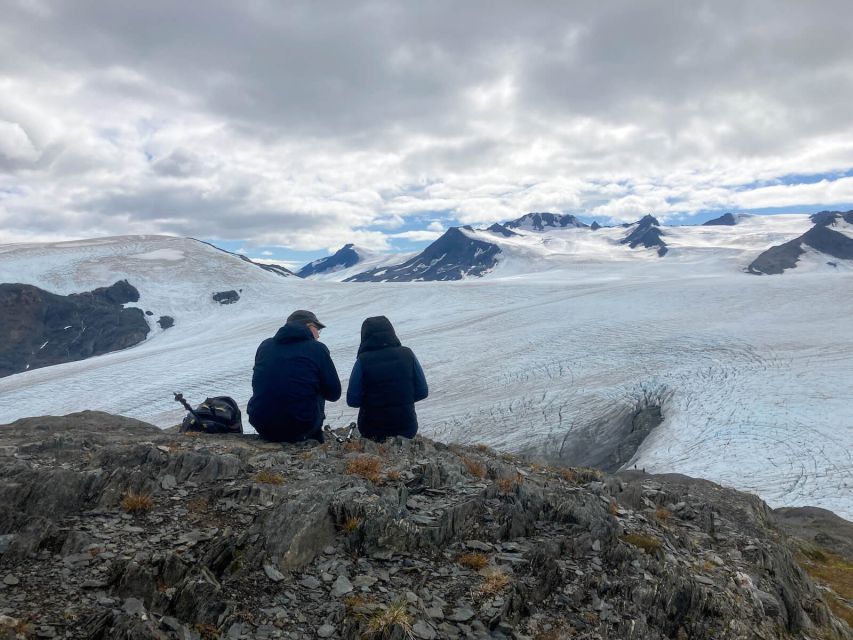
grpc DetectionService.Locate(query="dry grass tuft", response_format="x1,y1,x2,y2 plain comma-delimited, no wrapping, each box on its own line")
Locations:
655,506,672,522
183,430,204,438
560,468,578,483
496,476,519,495
296,450,314,461
346,456,383,483
480,570,511,595
253,470,285,485
608,499,620,515
385,470,401,482
474,443,494,455
457,552,490,570
342,516,362,533
186,496,210,513
194,623,219,640
376,444,388,456
462,457,487,479
365,601,413,639
623,533,662,555
120,491,154,514
343,439,365,453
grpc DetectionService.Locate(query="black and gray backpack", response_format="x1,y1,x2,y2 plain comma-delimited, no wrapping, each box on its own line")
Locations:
174,393,243,434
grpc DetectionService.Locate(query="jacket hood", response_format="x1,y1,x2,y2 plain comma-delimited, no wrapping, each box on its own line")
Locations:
358,316,401,355
274,322,314,344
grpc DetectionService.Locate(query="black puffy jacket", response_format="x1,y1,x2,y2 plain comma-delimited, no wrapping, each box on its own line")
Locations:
346,316,428,440
248,322,341,442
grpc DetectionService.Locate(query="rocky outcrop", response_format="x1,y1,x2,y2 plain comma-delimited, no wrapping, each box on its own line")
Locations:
505,213,588,231
157,316,174,330
0,412,850,640
621,215,668,256
212,290,240,305
0,281,150,378
484,223,519,238
703,213,738,226
347,228,501,282
298,245,363,278
748,211,853,274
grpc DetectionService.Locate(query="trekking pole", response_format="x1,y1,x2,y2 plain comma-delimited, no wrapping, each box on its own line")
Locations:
344,422,357,442
323,424,346,443
173,392,205,427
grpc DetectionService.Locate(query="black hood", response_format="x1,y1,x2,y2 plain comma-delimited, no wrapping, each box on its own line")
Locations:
358,316,401,355
274,322,314,344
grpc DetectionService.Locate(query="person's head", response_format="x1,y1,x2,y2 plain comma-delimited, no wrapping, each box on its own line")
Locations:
286,309,326,339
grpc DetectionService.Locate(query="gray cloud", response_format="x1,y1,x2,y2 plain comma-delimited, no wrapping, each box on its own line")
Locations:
2,0,853,248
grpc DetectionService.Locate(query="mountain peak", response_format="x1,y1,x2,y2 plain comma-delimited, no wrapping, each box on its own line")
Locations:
505,212,588,231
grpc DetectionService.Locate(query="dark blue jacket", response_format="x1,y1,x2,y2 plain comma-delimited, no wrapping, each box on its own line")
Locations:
346,316,427,440
248,322,341,442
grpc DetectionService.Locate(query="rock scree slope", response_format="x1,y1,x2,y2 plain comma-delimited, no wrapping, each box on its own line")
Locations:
0,280,149,378
0,412,850,640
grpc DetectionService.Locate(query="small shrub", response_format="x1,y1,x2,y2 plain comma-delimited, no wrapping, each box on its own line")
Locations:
194,623,219,640
376,444,388,457
120,491,154,514
496,476,518,495
623,533,662,555
346,456,383,483
474,444,494,455
342,516,362,533
343,439,365,453
457,552,489,570
608,499,619,515
462,457,487,479
560,468,577,483
655,507,672,522
386,470,401,482
253,470,285,485
480,570,510,595
365,601,413,639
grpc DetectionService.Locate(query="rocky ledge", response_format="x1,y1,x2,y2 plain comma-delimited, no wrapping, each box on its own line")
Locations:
0,412,850,640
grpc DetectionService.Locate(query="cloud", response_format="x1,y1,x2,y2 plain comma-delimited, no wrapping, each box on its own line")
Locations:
2,0,853,248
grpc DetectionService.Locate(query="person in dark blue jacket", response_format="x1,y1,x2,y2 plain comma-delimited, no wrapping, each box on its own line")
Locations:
248,310,341,443
346,316,428,440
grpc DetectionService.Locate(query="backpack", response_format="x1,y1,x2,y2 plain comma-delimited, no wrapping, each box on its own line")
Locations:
178,395,244,434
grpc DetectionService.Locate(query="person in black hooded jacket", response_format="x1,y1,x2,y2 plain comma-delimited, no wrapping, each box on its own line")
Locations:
346,316,428,440
248,310,341,443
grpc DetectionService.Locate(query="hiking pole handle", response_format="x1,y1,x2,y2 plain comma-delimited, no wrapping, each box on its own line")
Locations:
173,392,204,424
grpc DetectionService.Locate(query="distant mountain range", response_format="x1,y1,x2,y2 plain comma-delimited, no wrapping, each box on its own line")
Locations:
296,211,853,282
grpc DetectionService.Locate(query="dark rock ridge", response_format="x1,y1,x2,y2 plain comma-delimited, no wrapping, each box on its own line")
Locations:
703,213,738,226
748,211,853,275
193,239,296,277
212,290,240,305
621,215,668,257
298,244,362,278
505,212,588,230
484,223,519,237
0,412,850,640
590,221,601,230
346,227,501,282
0,280,149,378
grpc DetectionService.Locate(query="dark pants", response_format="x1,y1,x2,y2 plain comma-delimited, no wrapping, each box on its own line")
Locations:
253,421,324,444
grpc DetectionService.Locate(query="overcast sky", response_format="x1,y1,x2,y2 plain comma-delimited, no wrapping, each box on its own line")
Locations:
2,0,853,263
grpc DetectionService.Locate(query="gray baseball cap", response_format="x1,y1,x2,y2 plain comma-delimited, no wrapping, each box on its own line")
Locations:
286,309,326,329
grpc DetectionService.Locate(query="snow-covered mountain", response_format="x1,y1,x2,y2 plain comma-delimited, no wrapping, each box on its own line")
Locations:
2,221,853,520
620,214,668,256
748,210,853,275
297,244,363,278
505,212,588,231
346,227,501,282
